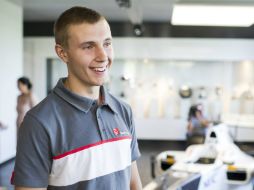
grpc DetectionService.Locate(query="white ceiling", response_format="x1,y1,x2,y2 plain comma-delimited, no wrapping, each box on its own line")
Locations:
9,0,174,22
8,0,254,23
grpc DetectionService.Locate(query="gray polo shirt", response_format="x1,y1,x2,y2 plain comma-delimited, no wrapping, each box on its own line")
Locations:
13,78,141,189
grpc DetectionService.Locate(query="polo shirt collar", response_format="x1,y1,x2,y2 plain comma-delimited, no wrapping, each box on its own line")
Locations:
99,85,118,114
53,78,117,114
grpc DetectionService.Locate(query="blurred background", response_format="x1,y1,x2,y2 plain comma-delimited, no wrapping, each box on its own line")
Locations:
2,0,254,188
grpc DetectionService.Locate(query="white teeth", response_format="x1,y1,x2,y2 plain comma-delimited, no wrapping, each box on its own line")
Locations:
93,67,106,72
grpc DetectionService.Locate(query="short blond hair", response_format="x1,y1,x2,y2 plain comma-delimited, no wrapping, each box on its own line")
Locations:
54,6,103,48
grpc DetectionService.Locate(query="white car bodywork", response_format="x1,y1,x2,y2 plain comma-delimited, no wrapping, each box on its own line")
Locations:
145,124,254,190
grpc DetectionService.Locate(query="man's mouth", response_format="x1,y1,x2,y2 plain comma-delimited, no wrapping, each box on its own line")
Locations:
93,67,106,72
91,65,108,72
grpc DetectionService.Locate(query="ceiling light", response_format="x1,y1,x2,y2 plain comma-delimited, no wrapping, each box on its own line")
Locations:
172,4,254,27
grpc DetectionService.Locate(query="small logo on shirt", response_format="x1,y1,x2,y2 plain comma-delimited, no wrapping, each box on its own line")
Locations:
113,128,120,136
113,128,130,136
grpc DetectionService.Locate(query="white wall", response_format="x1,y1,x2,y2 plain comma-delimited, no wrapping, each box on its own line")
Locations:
24,37,254,141
113,38,254,61
0,0,23,163
24,38,56,100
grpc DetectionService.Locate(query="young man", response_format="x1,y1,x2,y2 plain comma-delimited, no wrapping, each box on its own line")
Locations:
13,6,142,190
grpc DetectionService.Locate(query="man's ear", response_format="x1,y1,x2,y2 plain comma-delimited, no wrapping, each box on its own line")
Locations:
55,44,68,63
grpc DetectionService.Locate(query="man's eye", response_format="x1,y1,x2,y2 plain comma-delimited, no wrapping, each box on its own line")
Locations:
82,45,93,49
104,42,112,47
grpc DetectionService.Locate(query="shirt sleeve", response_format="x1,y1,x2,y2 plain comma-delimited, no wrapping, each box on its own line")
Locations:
129,108,141,162
13,113,52,188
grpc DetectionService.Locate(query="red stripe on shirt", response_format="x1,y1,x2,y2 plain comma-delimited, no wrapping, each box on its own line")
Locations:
10,171,14,185
53,136,132,160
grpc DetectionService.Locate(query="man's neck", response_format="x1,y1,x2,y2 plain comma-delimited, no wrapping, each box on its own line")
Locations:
64,78,100,100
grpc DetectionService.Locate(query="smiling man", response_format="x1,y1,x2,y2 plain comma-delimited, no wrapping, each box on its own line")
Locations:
12,6,142,190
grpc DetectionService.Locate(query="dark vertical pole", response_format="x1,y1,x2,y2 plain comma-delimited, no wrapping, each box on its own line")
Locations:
46,58,52,95
150,155,156,179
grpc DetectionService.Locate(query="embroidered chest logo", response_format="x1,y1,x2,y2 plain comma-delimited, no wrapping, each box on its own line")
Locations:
113,128,130,136
113,128,120,136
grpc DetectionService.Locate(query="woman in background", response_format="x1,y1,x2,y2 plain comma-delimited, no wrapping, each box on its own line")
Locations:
187,104,210,144
16,77,37,128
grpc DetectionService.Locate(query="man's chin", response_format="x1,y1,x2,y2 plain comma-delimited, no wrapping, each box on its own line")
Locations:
93,80,105,86
94,76,109,86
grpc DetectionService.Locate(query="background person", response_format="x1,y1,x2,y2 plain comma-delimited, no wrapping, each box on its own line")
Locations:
186,104,210,144
16,77,37,128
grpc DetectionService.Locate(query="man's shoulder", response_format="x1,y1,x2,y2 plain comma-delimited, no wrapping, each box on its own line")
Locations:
108,92,131,111
26,92,59,122
106,93,134,125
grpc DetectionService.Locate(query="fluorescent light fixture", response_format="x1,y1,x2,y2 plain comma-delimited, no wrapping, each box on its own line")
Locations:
172,4,254,27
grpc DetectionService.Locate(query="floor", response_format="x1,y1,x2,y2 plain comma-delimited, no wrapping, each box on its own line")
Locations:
0,158,14,190
136,140,186,186
0,140,253,189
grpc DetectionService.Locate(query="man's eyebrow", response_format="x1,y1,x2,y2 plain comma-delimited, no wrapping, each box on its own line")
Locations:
78,38,112,47
104,38,112,42
79,41,95,46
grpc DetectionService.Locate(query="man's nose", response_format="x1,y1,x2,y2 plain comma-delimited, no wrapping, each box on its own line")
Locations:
95,46,107,61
